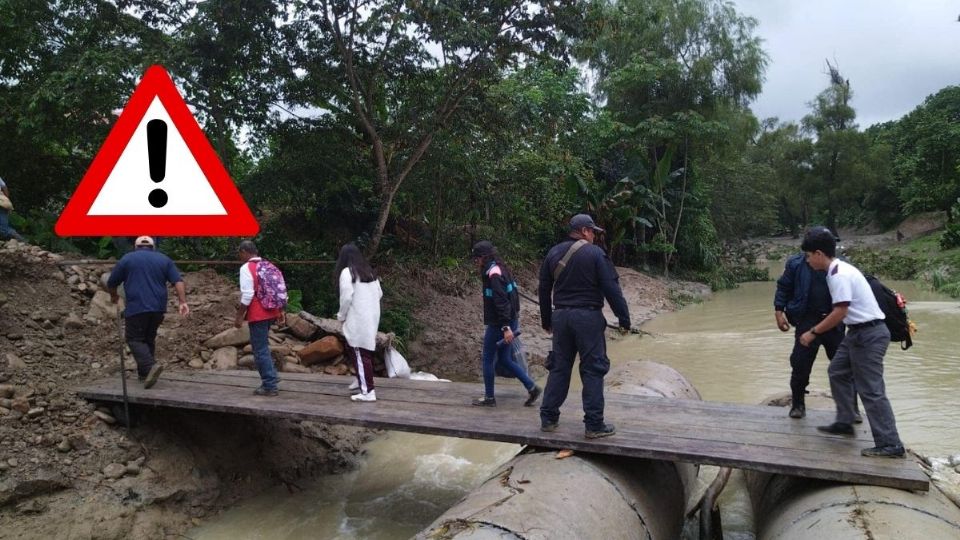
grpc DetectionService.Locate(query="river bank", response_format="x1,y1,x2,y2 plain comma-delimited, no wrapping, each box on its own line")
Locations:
0,239,708,539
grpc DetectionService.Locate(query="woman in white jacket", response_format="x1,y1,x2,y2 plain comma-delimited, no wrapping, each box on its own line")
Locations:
335,243,383,402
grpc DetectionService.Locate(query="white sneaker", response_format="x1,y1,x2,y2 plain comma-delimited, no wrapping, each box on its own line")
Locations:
350,390,376,402
348,380,360,391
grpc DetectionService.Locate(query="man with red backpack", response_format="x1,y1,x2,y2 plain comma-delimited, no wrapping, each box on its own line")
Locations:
235,240,288,396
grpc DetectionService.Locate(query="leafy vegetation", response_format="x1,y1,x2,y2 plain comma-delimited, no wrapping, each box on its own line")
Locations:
4,0,960,319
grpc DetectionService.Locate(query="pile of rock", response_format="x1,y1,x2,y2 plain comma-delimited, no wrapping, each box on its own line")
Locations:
194,311,395,377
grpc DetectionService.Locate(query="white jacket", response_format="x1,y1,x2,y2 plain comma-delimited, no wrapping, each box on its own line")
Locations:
336,267,382,350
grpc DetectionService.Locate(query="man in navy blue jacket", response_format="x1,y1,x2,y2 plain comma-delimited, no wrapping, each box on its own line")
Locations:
774,227,853,419
107,236,189,388
538,214,630,439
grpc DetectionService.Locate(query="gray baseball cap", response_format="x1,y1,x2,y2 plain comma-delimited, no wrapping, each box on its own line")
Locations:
569,214,604,232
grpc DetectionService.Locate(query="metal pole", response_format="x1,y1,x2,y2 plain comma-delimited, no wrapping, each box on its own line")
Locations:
117,311,131,430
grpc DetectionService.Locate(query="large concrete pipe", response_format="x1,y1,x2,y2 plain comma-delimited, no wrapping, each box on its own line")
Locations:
414,360,700,540
745,393,960,539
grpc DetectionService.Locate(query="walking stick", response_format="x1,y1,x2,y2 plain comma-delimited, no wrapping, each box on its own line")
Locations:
117,310,131,430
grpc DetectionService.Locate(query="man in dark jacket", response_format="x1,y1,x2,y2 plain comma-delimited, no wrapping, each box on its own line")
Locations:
470,240,540,407
774,227,856,420
108,236,189,388
538,214,630,439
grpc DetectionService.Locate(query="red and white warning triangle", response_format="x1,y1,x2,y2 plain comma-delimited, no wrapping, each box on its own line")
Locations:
55,65,259,236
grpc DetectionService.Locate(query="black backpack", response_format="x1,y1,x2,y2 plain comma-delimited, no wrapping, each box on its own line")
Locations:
864,275,913,350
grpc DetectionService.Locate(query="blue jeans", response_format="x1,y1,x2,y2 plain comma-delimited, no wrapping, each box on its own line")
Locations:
249,319,279,390
482,319,533,398
0,209,24,241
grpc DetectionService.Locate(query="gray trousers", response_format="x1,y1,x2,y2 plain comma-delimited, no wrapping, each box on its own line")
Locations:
828,323,902,448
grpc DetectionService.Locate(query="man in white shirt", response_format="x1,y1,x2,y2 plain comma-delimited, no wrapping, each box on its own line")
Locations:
798,227,904,458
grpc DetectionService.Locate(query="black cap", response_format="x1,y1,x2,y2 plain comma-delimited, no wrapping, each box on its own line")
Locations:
569,214,604,232
470,240,496,258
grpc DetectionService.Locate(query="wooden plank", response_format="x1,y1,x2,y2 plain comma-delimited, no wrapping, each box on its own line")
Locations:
75,374,929,491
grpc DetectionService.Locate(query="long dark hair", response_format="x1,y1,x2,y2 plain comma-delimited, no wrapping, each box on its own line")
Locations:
479,254,512,279
334,243,377,286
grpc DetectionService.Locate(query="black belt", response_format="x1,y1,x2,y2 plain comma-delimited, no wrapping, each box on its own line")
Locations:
848,319,883,330
554,306,601,311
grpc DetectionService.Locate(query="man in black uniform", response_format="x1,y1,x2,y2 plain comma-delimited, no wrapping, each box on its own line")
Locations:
538,214,631,438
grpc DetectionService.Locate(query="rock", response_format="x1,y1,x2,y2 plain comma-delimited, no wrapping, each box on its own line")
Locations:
0,385,13,399
6,332,22,340
4,353,27,370
10,398,30,414
238,355,256,369
203,325,250,348
57,439,72,453
103,463,126,479
0,470,71,506
63,312,85,330
188,359,204,369
87,290,119,321
283,362,311,374
124,462,141,476
93,410,116,424
285,313,319,340
67,434,89,452
298,336,344,367
26,407,44,419
210,346,238,370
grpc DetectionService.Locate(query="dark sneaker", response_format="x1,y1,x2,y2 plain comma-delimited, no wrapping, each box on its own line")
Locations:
788,407,805,419
861,445,905,458
524,385,542,407
254,387,279,397
143,364,163,389
540,421,558,432
817,422,855,436
585,424,616,439
472,396,496,407
853,411,863,424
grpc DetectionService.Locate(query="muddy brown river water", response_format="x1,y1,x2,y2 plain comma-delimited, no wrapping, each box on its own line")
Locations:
190,279,959,539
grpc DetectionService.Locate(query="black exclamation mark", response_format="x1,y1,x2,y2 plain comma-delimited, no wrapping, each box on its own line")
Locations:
147,119,168,208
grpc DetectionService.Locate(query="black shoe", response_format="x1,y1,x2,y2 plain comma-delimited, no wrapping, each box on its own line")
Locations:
861,445,905,458
472,396,496,407
853,411,863,424
585,424,616,439
143,364,163,389
788,406,805,419
524,385,542,407
254,387,279,396
817,422,855,436
540,421,558,432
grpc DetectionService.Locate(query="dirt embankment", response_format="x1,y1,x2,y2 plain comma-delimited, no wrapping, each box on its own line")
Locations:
403,262,711,382
0,239,705,539
0,241,369,539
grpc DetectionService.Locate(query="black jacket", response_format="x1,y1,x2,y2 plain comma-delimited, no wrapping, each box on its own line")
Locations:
538,239,630,330
481,261,520,327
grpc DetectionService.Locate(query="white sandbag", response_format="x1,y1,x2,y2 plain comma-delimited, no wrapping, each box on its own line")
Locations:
385,347,411,378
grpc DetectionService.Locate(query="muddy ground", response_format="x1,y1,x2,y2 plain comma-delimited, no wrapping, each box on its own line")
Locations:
0,239,707,539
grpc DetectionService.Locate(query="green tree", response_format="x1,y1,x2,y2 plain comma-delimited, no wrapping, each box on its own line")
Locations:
286,0,583,257
577,0,766,274
892,86,960,219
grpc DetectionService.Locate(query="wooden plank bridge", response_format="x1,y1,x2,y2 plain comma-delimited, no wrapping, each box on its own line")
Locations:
75,370,929,491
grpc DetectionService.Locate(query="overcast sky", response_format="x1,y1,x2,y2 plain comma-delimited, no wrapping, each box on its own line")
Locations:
732,0,960,129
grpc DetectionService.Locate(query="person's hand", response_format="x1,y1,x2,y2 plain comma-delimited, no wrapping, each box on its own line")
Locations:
277,312,286,326
110,293,120,305
799,331,815,347
775,311,790,332
502,327,514,344
234,316,244,329
178,302,190,317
